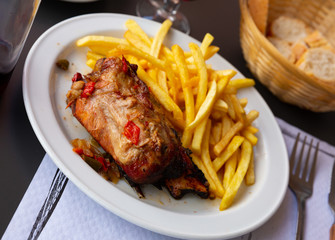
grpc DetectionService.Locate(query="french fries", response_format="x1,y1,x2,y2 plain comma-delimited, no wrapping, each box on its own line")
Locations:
189,42,208,112
186,80,217,130
213,135,245,172
172,44,195,147
75,19,260,211
150,19,172,58
76,35,128,49
220,139,252,210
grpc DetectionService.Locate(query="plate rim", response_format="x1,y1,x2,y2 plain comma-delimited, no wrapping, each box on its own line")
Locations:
23,13,289,239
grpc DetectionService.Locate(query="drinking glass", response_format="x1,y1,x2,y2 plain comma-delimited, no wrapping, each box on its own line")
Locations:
0,0,41,92
136,0,190,34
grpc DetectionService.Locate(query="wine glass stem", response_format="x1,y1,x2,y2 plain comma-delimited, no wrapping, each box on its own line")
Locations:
163,0,181,15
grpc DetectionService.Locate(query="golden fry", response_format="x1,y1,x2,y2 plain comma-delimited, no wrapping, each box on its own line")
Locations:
87,45,110,56
223,150,238,189
223,87,237,95
212,122,222,144
239,97,248,108
200,33,214,55
245,151,255,185
124,30,151,53
221,114,232,136
76,35,128,48
188,64,213,75
171,45,191,91
213,135,245,171
147,68,157,83
189,42,208,112
216,76,230,97
242,129,258,145
222,95,236,121
150,19,172,58
86,59,96,69
213,121,243,156
125,19,152,46
157,70,169,93
246,110,259,125
245,125,259,134
186,80,217,130
191,154,217,193
161,46,175,62
108,44,165,68
87,51,104,61
204,45,220,60
230,94,246,122
172,44,195,147
211,110,224,120
215,69,237,79
213,99,228,112
227,78,255,89
190,118,208,156
201,120,225,197
220,139,252,210
183,75,199,88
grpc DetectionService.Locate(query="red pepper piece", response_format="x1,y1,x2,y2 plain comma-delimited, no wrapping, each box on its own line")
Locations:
81,81,95,98
123,120,140,145
72,72,83,82
73,147,83,155
122,56,128,73
95,156,108,172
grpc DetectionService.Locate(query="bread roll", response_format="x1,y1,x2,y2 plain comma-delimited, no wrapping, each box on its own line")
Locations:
268,37,294,62
248,0,269,34
270,16,310,44
296,47,335,83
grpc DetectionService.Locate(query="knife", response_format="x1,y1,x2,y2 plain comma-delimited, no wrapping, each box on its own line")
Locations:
28,169,68,240
329,161,335,240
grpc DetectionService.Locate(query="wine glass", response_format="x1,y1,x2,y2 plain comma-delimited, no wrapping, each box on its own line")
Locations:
136,0,191,35
0,0,41,94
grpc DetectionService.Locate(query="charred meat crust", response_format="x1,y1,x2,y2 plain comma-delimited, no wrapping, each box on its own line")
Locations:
67,56,209,199
164,147,209,199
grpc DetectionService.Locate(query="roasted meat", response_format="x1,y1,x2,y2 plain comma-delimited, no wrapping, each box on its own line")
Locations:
66,56,209,199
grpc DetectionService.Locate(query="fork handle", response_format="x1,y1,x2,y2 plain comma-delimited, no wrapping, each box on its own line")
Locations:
296,198,306,240
330,223,335,240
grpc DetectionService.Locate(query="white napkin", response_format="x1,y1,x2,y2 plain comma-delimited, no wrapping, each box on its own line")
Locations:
2,118,335,240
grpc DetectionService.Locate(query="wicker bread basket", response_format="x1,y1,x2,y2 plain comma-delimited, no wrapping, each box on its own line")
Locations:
239,0,335,112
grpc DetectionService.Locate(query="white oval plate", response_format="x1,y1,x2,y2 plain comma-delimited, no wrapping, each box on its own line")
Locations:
23,13,289,240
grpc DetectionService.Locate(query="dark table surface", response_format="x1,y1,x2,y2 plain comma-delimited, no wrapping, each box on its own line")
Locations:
1,0,335,237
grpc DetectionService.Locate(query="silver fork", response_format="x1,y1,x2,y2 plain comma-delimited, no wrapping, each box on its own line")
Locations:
289,133,319,240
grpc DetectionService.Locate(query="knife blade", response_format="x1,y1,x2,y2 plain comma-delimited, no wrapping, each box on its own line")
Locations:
28,169,68,240
329,161,335,240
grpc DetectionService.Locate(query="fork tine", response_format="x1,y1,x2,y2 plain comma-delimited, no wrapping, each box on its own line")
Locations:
296,136,307,176
302,138,313,180
307,141,319,185
290,133,300,173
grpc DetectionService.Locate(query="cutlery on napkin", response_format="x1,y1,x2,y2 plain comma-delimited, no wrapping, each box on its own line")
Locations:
2,118,335,240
